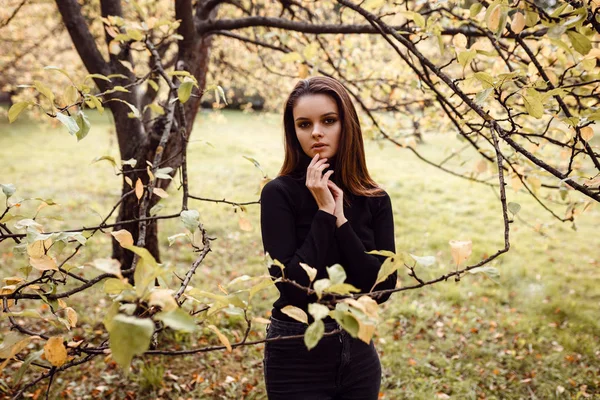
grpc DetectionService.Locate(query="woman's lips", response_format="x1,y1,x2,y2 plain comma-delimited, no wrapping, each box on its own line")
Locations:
312,143,327,149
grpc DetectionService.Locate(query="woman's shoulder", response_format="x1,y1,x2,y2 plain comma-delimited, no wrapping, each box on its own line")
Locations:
364,188,392,211
261,175,303,199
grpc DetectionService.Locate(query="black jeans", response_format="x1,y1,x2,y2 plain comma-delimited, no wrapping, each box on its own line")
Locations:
263,316,381,399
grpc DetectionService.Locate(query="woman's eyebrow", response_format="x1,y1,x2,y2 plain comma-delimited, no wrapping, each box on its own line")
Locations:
294,112,338,121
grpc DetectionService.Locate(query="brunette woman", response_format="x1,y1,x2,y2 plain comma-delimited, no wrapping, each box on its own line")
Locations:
260,76,397,399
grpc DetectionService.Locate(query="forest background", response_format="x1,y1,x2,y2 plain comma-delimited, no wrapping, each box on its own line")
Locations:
0,0,599,398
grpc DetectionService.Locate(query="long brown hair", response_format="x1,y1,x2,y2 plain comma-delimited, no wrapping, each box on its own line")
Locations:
279,76,383,197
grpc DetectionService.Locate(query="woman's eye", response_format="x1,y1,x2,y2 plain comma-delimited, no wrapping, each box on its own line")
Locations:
324,118,336,124
298,122,310,129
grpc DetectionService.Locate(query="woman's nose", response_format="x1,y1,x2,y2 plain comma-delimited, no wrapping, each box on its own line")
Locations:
311,126,324,138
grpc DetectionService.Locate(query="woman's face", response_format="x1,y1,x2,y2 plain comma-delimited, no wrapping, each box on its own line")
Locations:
292,93,341,159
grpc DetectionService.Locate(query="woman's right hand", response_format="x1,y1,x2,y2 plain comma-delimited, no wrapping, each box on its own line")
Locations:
305,154,335,214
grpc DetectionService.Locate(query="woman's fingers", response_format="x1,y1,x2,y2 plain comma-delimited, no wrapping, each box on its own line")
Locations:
322,170,334,184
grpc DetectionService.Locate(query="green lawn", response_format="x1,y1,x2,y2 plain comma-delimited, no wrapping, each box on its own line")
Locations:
1,110,598,399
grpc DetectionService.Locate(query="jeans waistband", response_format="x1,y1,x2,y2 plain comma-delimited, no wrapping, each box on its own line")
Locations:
269,316,339,333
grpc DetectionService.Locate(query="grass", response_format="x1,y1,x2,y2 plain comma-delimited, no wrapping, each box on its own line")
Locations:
0,109,598,399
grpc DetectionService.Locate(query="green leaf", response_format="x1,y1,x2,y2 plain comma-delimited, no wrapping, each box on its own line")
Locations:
167,233,188,246
332,310,359,338
508,202,521,215
8,102,30,123
92,155,117,168
326,283,360,295
366,250,396,258
326,264,346,285
147,103,165,115
126,28,144,41
103,278,133,295
147,80,159,92
178,78,194,104
248,277,274,299
363,0,385,11
474,72,495,89
186,288,246,309
281,305,308,324
457,50,477,68
567,30,591,55
281,52,303,63
44,66,72,80
13,349,43,385
85,73,111,82
55,112,79,136
469,3,483,18
34,80,55,103
475,88,493,106
110,99,140,119
180,210,200,233
308,303,329,321
468,266,500,282
409,254,436,267
523,89,544,119
154,309,197,332
313,278,331,299
1,183,16,199
75,110,90,141
86,95,104,114
403,11,425,28
304,320,324,350
242,156,266,177
371,253,401,289
108,314,154,370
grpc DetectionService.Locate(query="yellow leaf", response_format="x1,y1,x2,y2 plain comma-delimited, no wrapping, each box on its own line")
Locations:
299,262,317,283
1,285,16,295
207,324,232,352
0,333,39,373
111,229,134,247
281,305,308,324
238,216,252,231
148,289,178,312
90,258,123,278
44,337,68,367
153,187,169,198
452,33,467,49
511,174,524,191
511,12,525,34
34,80,55,103
3,277,24,285
449,240,472,267
58,299,67,308
29,255,58,271
125,176,133,188
357,321,376,344
298,64,309,79
65,307,78,328
580,126,594,141
475,159,488,173
27,240,51,258
147,166,155,181
135,178,143,200
487,5,501,31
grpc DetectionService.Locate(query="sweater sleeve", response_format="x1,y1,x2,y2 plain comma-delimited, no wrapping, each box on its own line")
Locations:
260,179,337,305
335,192,397,303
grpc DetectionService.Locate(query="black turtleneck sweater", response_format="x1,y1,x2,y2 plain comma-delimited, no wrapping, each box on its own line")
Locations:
260,155,397,323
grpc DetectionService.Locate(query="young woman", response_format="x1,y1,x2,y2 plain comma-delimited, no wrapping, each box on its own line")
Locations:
260,76,397,399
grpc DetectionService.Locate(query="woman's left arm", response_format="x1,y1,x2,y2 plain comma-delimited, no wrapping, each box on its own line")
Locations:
334,192,397,304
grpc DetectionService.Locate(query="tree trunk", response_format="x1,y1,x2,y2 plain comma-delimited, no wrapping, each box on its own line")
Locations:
111,12,216,270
